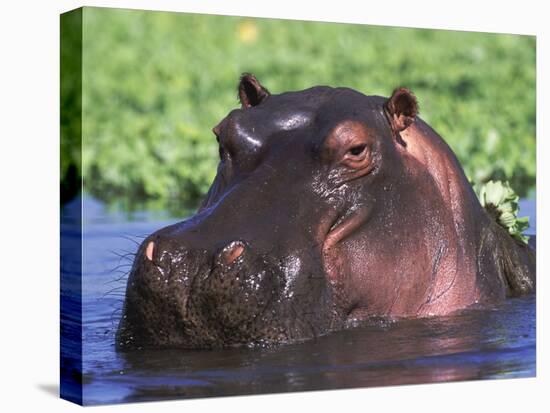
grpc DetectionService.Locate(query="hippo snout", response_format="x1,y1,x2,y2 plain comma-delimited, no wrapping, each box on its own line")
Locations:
117,229,285,349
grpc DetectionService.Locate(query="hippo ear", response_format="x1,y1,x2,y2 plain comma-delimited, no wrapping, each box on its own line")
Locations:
238,73,270,108
385,87,418,132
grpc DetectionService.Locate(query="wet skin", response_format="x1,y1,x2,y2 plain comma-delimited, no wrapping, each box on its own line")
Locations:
117,74,535,350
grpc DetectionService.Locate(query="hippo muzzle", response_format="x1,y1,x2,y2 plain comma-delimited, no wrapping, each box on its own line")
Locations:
117,201,336,349
117,236,283,348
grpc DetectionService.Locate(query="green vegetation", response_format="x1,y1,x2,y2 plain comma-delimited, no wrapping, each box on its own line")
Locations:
60,9,82,204
67,7,536,211
475,180,530,244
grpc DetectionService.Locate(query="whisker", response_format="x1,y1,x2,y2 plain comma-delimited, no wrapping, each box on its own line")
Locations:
110,307,123,328
108,251,137,273
103,283,126,291
119,234,142,247
110,262,131,273
106,263,133,273
118,249,137,256
109,250,136,261
101,291,127,299
109,269,131,275
103,274,130,285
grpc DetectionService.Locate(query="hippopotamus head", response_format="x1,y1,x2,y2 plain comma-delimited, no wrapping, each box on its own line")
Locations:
117,74,534,350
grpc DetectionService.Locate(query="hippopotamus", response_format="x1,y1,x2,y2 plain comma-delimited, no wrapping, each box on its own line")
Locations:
116,74,535,350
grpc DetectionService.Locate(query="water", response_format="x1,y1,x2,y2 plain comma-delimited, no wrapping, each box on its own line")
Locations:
62,197,536,405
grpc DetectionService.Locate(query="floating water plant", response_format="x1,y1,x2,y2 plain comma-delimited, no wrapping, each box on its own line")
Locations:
475,180,530,245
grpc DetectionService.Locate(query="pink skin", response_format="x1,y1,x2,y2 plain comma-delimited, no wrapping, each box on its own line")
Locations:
319,92,529,320
332,120,482,319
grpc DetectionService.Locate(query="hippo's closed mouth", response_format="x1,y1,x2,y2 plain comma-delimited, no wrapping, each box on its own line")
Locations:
116,73,535,350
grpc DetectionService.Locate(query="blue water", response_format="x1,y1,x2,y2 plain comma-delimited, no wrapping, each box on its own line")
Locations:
62,197,536,405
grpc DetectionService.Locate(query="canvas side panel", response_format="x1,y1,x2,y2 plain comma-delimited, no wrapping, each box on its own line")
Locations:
60,7,83,406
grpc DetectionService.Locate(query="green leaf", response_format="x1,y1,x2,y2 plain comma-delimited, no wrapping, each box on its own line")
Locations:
474,180,530,245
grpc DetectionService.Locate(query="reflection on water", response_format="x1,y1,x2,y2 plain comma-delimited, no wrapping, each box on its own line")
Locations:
62,196,536,405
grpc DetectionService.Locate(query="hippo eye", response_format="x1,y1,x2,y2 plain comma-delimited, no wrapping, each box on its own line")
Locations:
348,144,367,156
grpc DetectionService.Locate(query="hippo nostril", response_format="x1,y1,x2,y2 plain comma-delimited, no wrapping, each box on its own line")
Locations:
145,241,155,261
220,240,245,265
